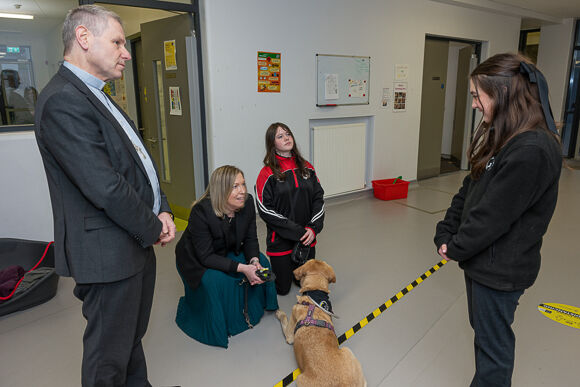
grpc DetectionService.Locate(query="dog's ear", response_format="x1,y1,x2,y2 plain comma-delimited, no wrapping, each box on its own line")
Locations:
293,264,307,281
324,263,336,284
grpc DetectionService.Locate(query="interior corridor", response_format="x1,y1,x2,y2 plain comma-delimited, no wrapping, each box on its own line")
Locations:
1,168,578,387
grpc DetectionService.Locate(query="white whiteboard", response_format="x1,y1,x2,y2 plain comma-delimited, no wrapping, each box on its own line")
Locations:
316,54,370,106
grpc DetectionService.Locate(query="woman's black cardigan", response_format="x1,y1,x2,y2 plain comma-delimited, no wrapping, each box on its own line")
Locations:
175,195,260,290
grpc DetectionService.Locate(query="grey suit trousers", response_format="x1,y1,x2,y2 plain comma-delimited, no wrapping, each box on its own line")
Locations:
73,249,156,387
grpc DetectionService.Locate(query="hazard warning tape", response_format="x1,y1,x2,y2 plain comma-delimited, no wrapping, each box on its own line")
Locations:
273,259,448,387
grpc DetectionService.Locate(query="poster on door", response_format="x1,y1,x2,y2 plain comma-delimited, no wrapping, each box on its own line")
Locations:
104,74,128,113
164,40,177,71
393,82,407,112
257,51,281,93
169,86,182,116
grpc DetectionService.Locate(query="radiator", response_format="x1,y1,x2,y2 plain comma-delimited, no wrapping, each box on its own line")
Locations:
312,123,366,197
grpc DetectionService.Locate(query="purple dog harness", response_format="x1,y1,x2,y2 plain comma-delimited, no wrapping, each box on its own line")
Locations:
294,301,335,334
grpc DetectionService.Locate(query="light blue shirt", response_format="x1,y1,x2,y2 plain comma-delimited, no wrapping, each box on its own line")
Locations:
63,61,161,215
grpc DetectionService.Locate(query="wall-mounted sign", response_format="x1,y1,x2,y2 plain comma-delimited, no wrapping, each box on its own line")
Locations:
164,40,177,71
393,82,407,112
395,64,409,81
257,51,281,93
169,86,182,116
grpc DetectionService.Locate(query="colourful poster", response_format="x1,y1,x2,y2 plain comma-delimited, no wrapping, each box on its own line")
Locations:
393,82,407,112
169,86,182,116
104,74,128,113
257,51,281,93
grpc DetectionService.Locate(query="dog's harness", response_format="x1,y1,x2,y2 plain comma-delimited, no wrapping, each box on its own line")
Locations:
294,290,335,334
294,302,335,334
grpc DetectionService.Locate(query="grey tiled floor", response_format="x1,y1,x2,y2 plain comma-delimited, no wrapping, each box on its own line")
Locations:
1,169,579,386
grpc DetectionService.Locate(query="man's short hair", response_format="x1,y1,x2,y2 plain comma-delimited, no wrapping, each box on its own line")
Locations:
62,5,123,55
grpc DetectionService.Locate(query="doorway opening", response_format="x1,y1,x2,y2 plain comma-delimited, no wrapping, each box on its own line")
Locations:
561,20,580,160
84,1,206,221
417,35,482,180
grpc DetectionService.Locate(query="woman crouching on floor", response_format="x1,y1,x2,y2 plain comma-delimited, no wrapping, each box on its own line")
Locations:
175,165,278,348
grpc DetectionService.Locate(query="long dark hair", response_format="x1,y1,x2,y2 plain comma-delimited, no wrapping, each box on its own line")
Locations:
468,53,559,179
263,122,310,180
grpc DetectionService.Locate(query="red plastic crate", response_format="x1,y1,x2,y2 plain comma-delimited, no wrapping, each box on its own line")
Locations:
371,178,409,200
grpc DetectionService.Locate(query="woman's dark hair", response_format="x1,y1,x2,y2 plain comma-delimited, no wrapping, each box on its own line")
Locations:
263,122,310,180
468,53,560,179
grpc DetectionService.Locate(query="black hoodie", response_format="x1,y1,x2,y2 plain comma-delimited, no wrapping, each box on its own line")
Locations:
434,129,561,291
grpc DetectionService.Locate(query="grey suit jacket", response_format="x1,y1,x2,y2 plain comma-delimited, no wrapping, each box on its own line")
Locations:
34,65,171,284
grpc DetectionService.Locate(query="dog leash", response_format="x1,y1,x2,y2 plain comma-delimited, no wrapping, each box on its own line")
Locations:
273,258,448,387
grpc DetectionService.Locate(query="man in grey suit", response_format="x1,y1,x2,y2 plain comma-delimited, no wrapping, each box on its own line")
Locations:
34,5,176,386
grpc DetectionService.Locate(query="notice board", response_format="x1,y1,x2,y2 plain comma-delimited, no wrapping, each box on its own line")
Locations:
316,54,370,106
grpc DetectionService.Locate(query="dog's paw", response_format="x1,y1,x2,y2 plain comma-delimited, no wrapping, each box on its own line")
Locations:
285,335,294,345
275,309,287,322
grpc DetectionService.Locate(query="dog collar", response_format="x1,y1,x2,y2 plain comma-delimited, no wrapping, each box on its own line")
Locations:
295,302,335,334
302,290,338,318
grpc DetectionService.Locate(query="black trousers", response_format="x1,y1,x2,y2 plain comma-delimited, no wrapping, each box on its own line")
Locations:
465,273,524,387
269,246,315,295
73,249,156,387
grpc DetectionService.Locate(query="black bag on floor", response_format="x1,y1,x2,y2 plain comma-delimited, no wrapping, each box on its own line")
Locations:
0,239,59,317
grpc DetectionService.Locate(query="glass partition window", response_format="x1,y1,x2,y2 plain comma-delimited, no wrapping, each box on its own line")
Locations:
0,45,36,125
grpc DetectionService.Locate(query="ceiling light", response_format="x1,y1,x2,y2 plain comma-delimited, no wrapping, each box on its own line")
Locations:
0,12,34,20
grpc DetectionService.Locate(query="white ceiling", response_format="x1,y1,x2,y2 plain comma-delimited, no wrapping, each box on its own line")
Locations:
0,0,578,31
494,0,580,19
0,1,181,35
0,0,76,19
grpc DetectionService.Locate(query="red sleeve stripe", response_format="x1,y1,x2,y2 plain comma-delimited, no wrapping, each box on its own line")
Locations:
267,249,293,256
255,167,273,202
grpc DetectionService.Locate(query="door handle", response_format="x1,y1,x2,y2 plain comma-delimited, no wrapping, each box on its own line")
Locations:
145,138,158,143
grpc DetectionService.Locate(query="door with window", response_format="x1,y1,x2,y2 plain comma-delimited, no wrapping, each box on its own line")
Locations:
561,22,580,158
139,13,197,220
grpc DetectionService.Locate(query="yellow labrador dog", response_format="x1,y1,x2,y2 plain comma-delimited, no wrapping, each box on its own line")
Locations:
275,260,367,387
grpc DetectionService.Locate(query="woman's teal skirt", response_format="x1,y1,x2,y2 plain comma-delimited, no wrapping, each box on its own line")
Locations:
175,252,278,348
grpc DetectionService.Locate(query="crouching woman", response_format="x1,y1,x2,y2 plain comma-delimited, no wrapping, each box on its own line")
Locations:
175,165,278,348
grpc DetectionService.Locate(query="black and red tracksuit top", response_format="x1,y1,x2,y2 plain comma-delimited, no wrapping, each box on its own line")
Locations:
255,154,325,257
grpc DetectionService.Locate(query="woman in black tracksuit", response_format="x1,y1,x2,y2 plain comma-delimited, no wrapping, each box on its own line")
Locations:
256,122,325,295
435,53,561,386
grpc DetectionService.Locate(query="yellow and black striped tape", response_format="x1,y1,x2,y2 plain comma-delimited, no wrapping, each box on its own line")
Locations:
274,259,448,387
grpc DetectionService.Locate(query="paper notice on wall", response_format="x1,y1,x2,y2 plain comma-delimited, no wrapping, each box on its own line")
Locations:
324,74,339,100
381,87,391,108
348,79,367,98
395,64,409,81
169,86,182,116
164,40,177,71
393,82,407,112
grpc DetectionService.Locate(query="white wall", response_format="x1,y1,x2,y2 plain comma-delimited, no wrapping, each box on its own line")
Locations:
199,0,520,187
537,18,575,122
0,132,53,241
